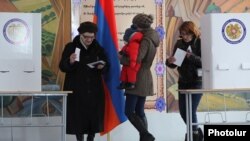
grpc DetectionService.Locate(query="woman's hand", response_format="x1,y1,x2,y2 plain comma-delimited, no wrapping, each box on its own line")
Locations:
167,56,176,64
186,50,192,58
96,64,104,69
70,53,77,64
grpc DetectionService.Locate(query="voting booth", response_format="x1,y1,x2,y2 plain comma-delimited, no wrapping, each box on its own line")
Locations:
201,13,250,89
0,12,41,91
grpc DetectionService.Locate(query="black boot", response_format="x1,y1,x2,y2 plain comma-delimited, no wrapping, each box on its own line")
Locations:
198,128,204,141
141,116,148,130
184,133,199,141
128,113,155,141
192,128,204,141
184,128,203,141
193,132,199,141
185,128,204,141
87,133,95,141
76,134,83,141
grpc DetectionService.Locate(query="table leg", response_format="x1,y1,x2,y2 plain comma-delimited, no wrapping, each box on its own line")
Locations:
188,93,193,141
185,93,190,141
62,95,67,141
186,92,193,141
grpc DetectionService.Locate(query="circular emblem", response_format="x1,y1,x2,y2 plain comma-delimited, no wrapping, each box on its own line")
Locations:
222,19,246,44
3,18,30,45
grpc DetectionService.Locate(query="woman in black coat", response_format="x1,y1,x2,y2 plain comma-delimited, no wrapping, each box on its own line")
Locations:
59,22,108,141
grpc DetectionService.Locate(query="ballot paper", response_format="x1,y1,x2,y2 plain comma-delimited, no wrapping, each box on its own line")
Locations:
173,48,186,66
87,60,106,68
75,48,80,61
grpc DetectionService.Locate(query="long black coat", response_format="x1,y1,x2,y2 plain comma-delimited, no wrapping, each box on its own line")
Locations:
59,35,108,134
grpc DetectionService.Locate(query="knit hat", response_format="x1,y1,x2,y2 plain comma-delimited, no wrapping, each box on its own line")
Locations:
123,24,137,42
77,21,98,34
132,14,153,29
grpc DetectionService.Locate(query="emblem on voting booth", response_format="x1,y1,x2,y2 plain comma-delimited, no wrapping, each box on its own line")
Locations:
222,18,246,44
201,13,250,89
3,18,30,45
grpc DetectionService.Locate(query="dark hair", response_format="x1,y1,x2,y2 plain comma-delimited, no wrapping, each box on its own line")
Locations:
179,21,200,38
123,24,137,42
77,21,98,34
132,13,153,29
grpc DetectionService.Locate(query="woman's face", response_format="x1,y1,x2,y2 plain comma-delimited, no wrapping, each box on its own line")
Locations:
80,32,95,46
180,31,193,42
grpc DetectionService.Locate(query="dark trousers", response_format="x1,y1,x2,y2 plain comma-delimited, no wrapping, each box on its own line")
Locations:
125,93,146,118
178,81,202,131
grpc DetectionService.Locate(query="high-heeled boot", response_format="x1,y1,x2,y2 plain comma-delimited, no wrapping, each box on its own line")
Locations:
128,113,155,141
87,133,95,141
198,128,204,141
76,134,83,141
141,116,148,130
193,128,204,141
184,128,204,141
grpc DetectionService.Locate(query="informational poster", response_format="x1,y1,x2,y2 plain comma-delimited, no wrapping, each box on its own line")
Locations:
73,0,164,46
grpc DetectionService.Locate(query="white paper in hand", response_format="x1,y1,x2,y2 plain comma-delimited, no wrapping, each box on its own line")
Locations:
173,48,186,66
75,48,80,61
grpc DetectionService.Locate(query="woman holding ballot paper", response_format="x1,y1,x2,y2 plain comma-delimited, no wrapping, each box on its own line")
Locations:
59,21,108,141
165,21,203,141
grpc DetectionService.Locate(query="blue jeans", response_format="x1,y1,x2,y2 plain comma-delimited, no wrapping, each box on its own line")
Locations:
178,81,202,131
125,93,146,118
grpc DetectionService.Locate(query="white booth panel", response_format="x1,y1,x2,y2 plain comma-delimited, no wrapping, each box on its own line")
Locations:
201,13,250,89
0,12,41,91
